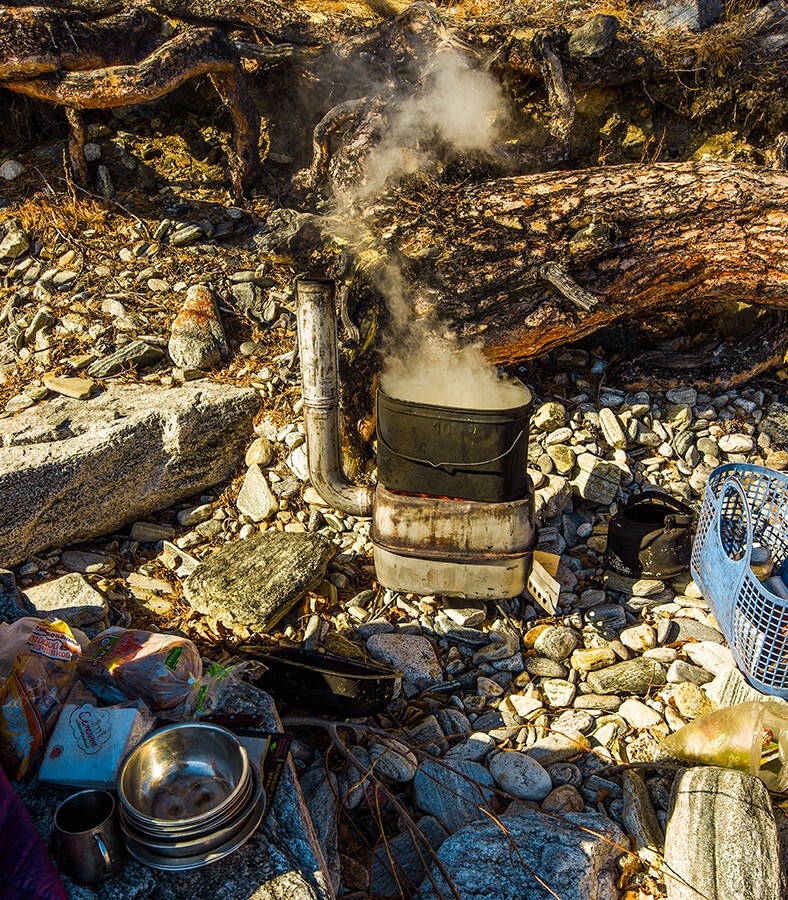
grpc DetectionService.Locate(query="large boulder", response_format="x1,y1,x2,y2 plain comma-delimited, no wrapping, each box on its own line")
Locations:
664,766,781,900
419,808,625,899
0,383,260,566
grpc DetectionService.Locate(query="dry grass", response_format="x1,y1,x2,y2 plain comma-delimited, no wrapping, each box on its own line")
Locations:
6,191,113,244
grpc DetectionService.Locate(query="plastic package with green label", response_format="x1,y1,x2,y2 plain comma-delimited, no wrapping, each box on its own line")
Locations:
75,627,242,717
661,700,788,792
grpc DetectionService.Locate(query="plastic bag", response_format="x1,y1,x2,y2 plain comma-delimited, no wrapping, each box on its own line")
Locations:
661,700,788,792
0,618,84,779
76,627,245,718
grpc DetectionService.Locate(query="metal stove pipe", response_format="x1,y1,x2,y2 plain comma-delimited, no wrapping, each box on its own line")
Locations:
295,278,373,518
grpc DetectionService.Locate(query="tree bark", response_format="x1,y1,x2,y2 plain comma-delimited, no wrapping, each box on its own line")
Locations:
362,161,788,366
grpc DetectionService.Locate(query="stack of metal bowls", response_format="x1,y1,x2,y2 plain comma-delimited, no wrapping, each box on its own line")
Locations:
117,723,265,870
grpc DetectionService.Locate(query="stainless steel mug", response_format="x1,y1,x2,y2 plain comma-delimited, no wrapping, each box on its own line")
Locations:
54,789,127,883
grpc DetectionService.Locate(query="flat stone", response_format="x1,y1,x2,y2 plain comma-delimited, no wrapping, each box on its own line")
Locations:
368,737,418,782
586,658,667,695
168,285,228,370
718,433,754,454
657,617,725,644
574,693,622,711
419,809,624,900
703,667,784,709
490,750,552,801
473,634,518,664
42,376,94,400
541,678,576,708
184,530,336,630
413,758,496,833
526,731,590,766
177,503,214,527
366,633,443,690
61,550,115,574
129,521,175,543
24,572,108,626
522,656,568,678
87,340,164,378
446,732,496,762
0,383,259,567
605,572,665,596
236,464,279,522
682,641,736,674
666,659,714,685
571,647,616,672
442,597,487,628
599,407,627,448
541,784,585,813
433,614,490,646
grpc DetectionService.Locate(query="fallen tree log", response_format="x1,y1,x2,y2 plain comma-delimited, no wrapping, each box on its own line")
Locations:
266,160,788,386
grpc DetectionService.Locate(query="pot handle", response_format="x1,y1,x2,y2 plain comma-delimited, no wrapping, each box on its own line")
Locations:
625,488,694,518
376,427,526,473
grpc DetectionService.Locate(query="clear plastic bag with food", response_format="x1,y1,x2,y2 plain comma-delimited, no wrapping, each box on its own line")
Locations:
0,618,85,779
661,699,788,792
76,627,247,718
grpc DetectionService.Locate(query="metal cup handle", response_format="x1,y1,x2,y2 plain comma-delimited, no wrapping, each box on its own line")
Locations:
94,834,112,872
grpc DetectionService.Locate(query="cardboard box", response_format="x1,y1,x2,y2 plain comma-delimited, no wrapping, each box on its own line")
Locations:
39,702,149,789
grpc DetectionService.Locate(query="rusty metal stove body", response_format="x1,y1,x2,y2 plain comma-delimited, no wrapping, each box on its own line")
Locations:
295,279,536,600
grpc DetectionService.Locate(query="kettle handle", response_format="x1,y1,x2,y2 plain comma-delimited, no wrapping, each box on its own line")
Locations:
623,488,694,518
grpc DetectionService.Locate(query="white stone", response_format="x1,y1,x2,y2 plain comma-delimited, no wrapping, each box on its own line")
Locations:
718,433,754,454
236,464,279,522
286,444,310,481
619,698,664,729
541,679,576,708
507,694,544,718
489,751,552,801
0,160,25,180
599,408,627,449
683,641,736,675
620,623,657,652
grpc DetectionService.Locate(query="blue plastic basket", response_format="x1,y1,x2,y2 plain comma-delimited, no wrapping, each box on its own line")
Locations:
692,464,788,699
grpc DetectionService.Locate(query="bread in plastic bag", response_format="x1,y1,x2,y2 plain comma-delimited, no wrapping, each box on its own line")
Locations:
0,618,85,779
76,627,245,717
661,699,788,792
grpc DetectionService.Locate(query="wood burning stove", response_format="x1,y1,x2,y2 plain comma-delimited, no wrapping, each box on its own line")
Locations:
296,278,536,600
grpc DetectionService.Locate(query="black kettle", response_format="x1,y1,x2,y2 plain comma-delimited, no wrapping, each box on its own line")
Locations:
604,489,695,579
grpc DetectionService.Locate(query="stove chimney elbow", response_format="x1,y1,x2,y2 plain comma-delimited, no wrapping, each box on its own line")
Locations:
296,278,373,519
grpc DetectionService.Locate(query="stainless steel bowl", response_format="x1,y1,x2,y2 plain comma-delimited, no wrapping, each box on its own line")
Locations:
118,723,249,828
120,767,264,859
119,771,253,838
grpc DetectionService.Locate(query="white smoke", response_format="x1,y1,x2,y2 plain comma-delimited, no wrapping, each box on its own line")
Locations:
349,51,510,201
375,263,529,410
332,51,524,410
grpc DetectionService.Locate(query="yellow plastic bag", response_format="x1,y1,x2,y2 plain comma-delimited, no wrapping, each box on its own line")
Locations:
661,700,788,792
0,618,83,779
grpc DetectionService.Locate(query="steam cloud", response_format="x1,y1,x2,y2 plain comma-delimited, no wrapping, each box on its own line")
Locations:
333,51,528,410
